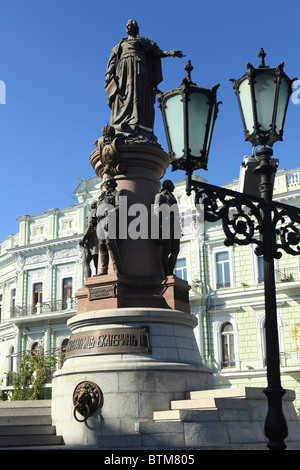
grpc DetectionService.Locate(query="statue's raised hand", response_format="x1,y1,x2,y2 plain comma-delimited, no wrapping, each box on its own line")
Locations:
172,50,185,58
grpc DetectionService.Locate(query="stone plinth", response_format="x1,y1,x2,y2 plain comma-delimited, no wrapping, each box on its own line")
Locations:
86,143,190,313
51,307,213,446
75,273,190,313
90,143,170,279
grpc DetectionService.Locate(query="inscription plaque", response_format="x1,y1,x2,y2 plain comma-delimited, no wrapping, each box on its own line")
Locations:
89,284,116,300
65,327,151,358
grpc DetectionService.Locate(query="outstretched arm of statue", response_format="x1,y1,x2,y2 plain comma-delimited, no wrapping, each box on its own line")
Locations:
162,50,185,58
149,41,185,59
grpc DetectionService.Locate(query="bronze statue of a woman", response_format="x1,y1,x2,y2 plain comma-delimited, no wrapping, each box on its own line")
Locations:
105,19,184,144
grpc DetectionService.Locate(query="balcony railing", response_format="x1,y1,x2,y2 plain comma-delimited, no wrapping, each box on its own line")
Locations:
10,297,77,318
276,267,299,283
288,171,300,187
258,267,300,284
216,282,231,289
212,349,300,372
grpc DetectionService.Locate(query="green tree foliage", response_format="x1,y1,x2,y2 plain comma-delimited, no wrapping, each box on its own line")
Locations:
12,353,59,400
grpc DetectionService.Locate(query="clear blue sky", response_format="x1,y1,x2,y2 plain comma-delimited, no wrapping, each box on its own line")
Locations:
1,0,300,241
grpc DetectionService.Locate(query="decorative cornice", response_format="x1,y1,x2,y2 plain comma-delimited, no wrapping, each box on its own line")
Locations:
6,234,83,255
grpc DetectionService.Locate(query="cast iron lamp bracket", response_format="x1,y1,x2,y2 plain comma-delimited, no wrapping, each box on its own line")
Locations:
160,54,300,450
191,176,300,260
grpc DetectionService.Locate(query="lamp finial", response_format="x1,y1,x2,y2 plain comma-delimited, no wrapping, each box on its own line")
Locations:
184,60,193,81
258,48,269,68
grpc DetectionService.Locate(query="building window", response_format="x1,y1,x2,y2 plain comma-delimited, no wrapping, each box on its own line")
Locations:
221,322,235,368
34,226,44,237
31,340,43,356
62,220,73,231
175,259,187,280
0,294,2,321
32,283,43,313
33,283,43,305
254,253,280,285
31,342,39,356
216,252,231,288
8,346,14,372
60,338,69,366
62,278,73,309
258,256,264,283
10,288,16,309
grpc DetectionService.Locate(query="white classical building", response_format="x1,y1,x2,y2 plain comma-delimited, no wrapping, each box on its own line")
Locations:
0,176,101,390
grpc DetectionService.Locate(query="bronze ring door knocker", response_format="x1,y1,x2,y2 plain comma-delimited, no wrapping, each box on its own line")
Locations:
73,381,103,422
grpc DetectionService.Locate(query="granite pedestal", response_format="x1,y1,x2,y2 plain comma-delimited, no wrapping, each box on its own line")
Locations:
51,307,212,446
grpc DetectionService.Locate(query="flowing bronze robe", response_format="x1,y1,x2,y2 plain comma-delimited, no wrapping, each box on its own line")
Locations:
105,36,164,140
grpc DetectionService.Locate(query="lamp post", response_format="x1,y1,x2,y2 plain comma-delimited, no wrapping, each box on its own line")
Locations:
159,51,299,450
158,60,221,195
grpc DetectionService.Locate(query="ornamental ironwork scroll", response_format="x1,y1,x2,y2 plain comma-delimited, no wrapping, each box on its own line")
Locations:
193,181,300,259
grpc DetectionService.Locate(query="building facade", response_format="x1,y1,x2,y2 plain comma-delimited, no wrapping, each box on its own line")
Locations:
0,168,300,415
0,176,101,391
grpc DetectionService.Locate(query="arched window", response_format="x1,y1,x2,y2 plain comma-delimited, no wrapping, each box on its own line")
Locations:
32,283,43,313
60,338,69,366
221,322,235,368
31,341,39,356
62,278,73,309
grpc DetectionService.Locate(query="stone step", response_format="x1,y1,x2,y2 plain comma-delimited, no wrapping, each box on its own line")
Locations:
187,386,296,401
170,397,217,410
170,396,251,411
79,387,300,449
0,434,63,447
0,400,63,448
153,408,221,422
0,400,51,417
0,400,52,408
0,415,52,426
0,424,56,436
0,406,51,417
188,387,249,400
138,417,267,447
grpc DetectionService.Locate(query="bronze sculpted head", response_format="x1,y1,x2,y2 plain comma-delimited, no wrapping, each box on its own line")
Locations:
126,19,139,36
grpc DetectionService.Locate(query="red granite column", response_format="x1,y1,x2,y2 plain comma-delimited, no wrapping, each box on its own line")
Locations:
91,143,169,278
75,142,190,314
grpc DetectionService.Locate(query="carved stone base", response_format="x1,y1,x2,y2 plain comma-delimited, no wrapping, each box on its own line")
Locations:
51,306,213,446
75,273,190,314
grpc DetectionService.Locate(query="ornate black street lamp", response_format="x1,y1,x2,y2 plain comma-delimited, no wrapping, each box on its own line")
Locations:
159,51,299,450
230,48,294,149
158,60,221,192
